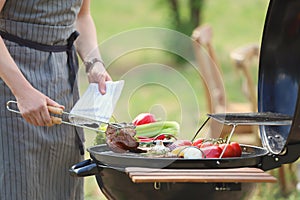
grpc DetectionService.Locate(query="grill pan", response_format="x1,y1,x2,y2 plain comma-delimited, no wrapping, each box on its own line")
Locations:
70,110,296,172
86,112,293,170
87,144,268,170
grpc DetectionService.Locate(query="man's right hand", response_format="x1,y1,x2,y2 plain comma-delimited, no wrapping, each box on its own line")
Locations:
16,87,64,126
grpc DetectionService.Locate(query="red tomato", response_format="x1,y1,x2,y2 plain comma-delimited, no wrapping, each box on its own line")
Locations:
192,138,204,148
200,141,214,148
132,113,156,126
154,134,166,140
200,145,222,158
219,144,235,158
230,142,242,157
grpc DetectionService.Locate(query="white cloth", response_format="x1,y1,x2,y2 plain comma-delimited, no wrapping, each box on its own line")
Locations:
69,80,124,124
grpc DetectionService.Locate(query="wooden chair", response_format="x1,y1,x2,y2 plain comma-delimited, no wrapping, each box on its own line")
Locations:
230,43,260,112
191,24,260,145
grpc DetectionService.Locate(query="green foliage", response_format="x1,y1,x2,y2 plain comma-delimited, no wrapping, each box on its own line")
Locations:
156,0,205,63
94,132,106,145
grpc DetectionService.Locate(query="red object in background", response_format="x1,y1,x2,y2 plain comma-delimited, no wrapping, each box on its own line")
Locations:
132,113,156,126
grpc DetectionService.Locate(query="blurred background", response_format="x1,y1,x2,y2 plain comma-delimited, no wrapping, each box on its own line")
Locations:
78,0,300,199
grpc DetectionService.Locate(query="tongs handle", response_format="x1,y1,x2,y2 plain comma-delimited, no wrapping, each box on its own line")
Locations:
6,100,20,114
6,100,105,132
47,106,64,125
47,106,64,115
6,100,63,126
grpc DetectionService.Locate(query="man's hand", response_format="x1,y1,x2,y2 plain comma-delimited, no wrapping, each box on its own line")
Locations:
16,87,64,126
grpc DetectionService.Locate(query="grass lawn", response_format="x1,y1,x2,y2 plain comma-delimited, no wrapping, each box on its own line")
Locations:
80,0,300,199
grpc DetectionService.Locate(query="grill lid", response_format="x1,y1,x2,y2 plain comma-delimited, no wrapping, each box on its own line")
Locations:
258,0,300,154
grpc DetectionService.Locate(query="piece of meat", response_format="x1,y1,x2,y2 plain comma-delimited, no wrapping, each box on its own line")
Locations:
105,123,140,153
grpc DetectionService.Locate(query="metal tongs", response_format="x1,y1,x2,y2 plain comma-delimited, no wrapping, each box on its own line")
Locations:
6,100,123,132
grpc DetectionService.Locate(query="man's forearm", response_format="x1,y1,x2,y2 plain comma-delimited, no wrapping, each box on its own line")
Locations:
0,37,33,97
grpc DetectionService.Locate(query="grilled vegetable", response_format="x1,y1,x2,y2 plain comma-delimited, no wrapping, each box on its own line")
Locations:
135,121,180,138
192,138,204,148
182,147,204,159
219,142,242,158
200,145,222,158
167,139,192,151
230,142,242,157
171,146,189,157
148,140,170,155
219,144,235,158
192,137,243,158
171,146,203,159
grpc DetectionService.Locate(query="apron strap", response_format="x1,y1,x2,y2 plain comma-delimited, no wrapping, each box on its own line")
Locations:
0,30,79,90
66,31,80,90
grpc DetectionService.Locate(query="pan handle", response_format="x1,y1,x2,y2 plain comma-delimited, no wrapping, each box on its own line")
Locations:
69,159,125,177
69,159,100,177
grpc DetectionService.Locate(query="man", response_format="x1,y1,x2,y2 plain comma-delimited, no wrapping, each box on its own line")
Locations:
0,0,111,199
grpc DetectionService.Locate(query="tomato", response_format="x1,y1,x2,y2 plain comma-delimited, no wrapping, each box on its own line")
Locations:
154,134,166,140
132,113,156,126
200,145,222,158
192,138,204,148
230,142,242,157
200,141,214,148
219,144,235,158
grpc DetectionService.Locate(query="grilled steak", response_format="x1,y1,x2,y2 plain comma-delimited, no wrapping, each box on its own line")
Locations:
105,123,141,153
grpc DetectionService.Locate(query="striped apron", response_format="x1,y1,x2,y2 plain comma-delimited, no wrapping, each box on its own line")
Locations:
0,0,84,199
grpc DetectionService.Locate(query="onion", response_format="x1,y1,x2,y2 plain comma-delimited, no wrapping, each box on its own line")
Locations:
183,147,204,159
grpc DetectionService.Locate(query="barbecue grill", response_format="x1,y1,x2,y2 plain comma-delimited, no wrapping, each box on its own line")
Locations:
69,1,300,199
